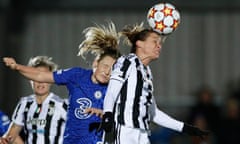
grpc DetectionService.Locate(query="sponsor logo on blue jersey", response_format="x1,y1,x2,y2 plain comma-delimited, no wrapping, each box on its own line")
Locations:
74,98,92,119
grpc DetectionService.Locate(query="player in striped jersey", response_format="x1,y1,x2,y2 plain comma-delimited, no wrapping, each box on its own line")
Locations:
1,56,67,144
99,23,209,144
3,22,121,144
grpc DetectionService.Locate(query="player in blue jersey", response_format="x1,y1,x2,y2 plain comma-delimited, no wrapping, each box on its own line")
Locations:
3,22,121,144
0,111,10,137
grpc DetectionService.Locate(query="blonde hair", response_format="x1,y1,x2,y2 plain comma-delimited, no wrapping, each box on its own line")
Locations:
78,21,120,60
27,56,58,71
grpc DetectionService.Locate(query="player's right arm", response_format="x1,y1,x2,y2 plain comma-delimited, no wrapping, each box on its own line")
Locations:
3,57,54,83
0,123,23,144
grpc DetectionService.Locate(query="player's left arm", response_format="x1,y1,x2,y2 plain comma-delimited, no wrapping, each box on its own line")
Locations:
150,97,184,132
150,97,209,138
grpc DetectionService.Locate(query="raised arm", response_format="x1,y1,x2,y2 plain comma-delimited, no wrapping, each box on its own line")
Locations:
3,57,54,83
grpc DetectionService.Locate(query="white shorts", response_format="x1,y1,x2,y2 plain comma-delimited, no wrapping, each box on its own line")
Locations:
115,125,150,144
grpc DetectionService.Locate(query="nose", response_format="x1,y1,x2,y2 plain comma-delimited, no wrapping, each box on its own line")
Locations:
157,42,162,49
105,68,111,75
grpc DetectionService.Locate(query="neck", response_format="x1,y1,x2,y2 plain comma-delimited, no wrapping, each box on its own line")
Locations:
36,93,49,104
138,55,151,66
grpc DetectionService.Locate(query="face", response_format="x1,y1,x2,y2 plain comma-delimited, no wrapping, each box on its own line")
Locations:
92,55,116,84
137,32,163,63
31,66,51,97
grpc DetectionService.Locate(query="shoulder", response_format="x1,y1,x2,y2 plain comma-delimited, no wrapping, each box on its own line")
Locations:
55,67,90,76
50,93,68,113
50,93,66,102
117,54,136,62
50,93,68,106
114,54,138,70
19,94,35,103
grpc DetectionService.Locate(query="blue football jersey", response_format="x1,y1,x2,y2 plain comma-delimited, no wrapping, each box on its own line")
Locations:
0,111,10,136
54,67,107,144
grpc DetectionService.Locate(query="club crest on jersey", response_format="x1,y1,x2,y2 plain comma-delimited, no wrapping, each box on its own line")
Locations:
94,91,102,99
48,104,55,115
75,98,92,119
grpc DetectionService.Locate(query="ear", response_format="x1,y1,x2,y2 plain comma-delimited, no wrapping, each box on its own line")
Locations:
136,40,144,49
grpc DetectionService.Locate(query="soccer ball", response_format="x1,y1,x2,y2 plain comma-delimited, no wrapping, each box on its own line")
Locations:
147,3,181,35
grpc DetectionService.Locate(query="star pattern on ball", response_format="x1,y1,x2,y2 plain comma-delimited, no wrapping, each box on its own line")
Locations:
161,6,173,17
148,8,157,18
155,21,166,32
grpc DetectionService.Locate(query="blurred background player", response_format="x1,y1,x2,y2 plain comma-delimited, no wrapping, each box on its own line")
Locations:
3,22,121,144
0,56,67,144
99,23,209,144
0,110,10,137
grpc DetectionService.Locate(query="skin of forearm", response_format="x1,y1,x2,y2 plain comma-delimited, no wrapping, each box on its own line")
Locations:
16,64,53,83
15,64,42,82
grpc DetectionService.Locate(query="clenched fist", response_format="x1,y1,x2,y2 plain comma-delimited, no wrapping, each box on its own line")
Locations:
3,57,18,70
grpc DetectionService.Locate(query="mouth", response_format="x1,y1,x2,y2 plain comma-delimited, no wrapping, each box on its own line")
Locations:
101,73,109,81
155,50,160,55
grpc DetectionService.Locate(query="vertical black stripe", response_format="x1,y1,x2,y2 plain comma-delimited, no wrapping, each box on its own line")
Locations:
63,102,68,111
120,59,131,79
142,67,153,130
142,91,152,129
54,118,64,144
118,80,128,125
13,103,22,119
44,101,55,144
32,104,41,144
133,70,143,128
23,101,33,144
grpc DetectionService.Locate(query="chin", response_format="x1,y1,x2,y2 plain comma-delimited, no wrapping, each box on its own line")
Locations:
98,79,108,84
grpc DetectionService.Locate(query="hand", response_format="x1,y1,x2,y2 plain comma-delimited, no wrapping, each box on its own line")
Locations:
98,112,114,133
85,107,103,118
182,123,210,139
3,57,18,70
0,136,12,144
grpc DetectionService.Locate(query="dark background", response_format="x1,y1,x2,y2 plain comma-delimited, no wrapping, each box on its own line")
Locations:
1,1,240,143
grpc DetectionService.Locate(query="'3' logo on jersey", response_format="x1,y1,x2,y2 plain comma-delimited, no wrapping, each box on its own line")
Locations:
74,98,92,119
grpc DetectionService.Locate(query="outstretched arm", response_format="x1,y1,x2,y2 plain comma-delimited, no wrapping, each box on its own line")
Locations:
150,98,209,138
3,57,54,83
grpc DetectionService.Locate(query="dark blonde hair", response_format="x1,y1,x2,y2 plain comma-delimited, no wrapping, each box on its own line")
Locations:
78,22,121,62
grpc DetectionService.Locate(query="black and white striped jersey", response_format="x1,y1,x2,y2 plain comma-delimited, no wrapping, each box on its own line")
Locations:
104,53,154,130
12,93,68,144
104,53,184,132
